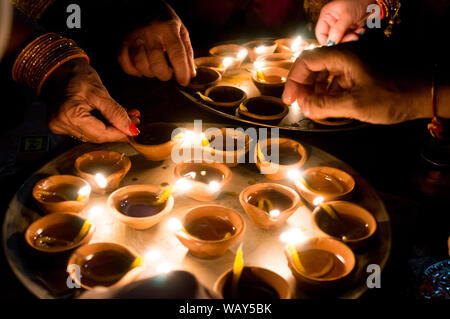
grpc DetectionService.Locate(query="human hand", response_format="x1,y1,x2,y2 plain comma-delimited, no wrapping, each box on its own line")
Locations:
316,0,374,45
282,47,429,124
44,58,141,143
118,4,195,86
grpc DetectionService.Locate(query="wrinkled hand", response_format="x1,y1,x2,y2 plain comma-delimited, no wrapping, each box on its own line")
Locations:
44,58,141,143
316,0,374,45
282,47,429,124
118,5,195,86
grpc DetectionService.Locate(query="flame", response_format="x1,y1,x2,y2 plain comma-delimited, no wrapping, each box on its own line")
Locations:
94,173,107,189
76,185,91,201
237,49,248,60
291,36,303,52
255,45,267,54
168,218,183,232
222,57,234,69
269,209,280,218
313,196,325,206
232,243,244,296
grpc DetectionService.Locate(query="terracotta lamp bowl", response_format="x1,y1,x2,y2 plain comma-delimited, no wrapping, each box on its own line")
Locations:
32,175,91,214
311,201,377,248
173,161,232,201
203,128,250,167
243,39,277,62
255,53,294,67
107,184,174,230
255,138,308,180
68,242,144,290
129,122,179,161
188,66,221,92
74,150,131,194
214,266,291,299
204,86,247,114
310,118,354,126
194,56,238,74
284,237,355,290
275,38,319,53
239,183,301,230
25,212,95,253
209,44,248,68
175,205,245,259
252,67,289,98
294,166,355,205
238,96,289,124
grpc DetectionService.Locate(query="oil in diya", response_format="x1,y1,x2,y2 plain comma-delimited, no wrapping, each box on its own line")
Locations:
247,188,293,213
294,249,346,279
315,209,370,241
78,158,123,177
33,219,91,249
223,267,280,299
185,216,236,241
181,164,225,184
305,171,346,195
79,249,138,287
209,134,241,152
118,192,166,218
134,123,177,146
261,143,303,166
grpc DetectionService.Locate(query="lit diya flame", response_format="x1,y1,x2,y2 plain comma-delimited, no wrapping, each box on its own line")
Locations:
254,61,265,82
208,180,221,192
257,197,281,218
178,129,209,147
237,49,248,60
221,57,234,69
152,178,193,206
291,36,303,52
89,206,102,218
255,45,267,54
76,185,91,201
94,173,107,189
145,249,161,262
232,243,244,297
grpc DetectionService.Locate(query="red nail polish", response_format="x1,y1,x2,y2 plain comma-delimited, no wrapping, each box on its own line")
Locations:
129,123,140,136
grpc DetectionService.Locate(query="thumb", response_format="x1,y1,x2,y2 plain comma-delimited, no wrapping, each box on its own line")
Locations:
302,93,356,120
93,94,140,136
327,15,354,45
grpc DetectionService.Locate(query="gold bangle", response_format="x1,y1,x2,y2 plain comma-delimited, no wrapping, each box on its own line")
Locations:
12,33,89,95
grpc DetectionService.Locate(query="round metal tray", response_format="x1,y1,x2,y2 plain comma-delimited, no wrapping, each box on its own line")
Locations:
3,123,390,299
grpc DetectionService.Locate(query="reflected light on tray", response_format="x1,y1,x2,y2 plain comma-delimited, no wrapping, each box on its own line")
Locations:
145,249,161,262
89,205,103,218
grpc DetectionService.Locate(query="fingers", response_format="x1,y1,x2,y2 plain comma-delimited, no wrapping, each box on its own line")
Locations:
162,26,191,86
302,94,356,119
118,44,142,77
180,24,196,77
146,47,173,81
315,13,336,45
327,15,354,45
130,44,154,78
74,113,130,143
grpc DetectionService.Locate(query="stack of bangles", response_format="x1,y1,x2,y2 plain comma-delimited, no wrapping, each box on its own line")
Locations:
12,32,89,95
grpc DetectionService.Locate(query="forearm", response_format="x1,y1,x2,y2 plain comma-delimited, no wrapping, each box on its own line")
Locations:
4,8,38,58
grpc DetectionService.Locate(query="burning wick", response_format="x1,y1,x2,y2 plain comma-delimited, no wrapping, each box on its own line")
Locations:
269,209,280,218
153,178,193,205
280,229,306,273
237,49,248,60
222,57,234,69
255,45,267,54
254,61,265,82
156,262,172,274
145,249,161,262
76,185,91,201
208,181,221,192
95,173,107,189
232,243,244,298
89,206,102,218
291,36,303,52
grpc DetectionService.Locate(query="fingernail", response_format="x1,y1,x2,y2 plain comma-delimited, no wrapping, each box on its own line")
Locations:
283,94,293,104
352,38,359,42
129,123,140,136
327,40,335,46
359,30,366,35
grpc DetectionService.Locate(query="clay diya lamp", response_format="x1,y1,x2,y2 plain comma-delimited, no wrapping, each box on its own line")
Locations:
203,128,250,167
255,138,308,180
284,237,355,290
25,212,95,253
256,53,294,67
310,118,354,126
239,183,301,230
203,86,247,114
74,150,131,194
108,184,174,230
243,39,277,62
275,37,319,54
68,242,145,290
311,201,377,248
293,166,355,205
173,161,232,201
194,56,237,74
32,175,91,214
209,44,248,68
214,266,291,299
174,205,245,259
129,122,179,161
252,66,289,98
188,66,221,92
238,96,289,124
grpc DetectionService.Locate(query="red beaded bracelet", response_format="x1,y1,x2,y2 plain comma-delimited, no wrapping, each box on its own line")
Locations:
375,0,387,20
427,74,444,139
